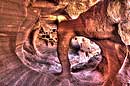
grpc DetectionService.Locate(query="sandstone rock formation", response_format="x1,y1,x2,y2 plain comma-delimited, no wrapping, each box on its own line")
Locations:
0,0,130,86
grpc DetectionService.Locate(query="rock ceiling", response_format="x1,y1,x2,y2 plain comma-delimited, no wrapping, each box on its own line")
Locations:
0,0,130,86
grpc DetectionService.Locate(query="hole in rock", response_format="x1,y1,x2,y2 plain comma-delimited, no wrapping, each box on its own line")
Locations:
16,29,102,76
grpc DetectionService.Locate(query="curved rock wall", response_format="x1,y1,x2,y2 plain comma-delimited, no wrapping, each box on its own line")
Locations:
0,0,130,86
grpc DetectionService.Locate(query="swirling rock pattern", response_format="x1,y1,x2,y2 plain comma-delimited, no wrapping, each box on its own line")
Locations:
0,0,130,86
0,0,103,86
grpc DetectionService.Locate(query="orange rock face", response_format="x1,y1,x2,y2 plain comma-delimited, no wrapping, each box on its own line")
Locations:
0,0,130,86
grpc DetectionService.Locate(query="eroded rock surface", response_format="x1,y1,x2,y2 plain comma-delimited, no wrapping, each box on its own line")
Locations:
0,0,130,86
